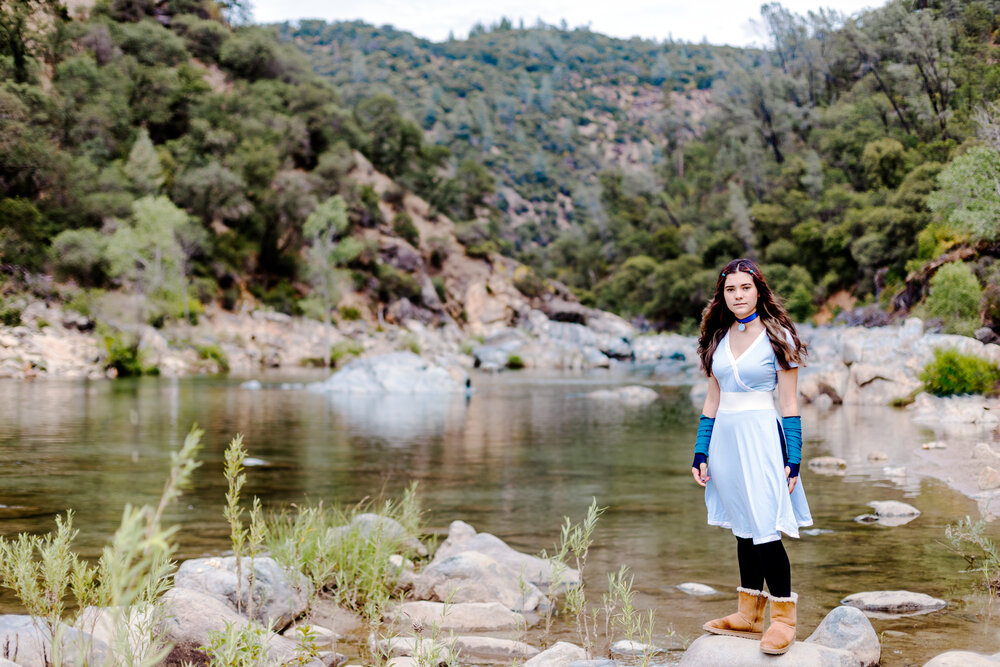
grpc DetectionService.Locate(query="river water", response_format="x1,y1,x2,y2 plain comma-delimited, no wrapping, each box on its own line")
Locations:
0,369,998,665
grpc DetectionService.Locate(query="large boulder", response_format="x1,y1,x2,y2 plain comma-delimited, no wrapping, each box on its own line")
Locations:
74,606,156,663
679,634,856,666
173,556,311,630
327,513,427,558
308,352,467,394
451,636,540,664
384,601,527,633
0,615,108,667
411,551,548,613
159,588,302,666
804,606,880,667
431,520,579,593
840,590,946,617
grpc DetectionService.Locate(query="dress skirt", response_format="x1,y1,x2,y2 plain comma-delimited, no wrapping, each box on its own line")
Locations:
705,394,813,545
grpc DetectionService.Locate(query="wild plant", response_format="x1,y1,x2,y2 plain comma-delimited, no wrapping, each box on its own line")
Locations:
945,515,1000,594
0,425,202,666
554,498,605,658
202,619,274,667
604,565,658,666
289,625,322,666
224,434,249,614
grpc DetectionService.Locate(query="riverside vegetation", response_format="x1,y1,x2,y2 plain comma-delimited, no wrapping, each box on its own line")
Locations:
0,427,667,666
6,0,1000,341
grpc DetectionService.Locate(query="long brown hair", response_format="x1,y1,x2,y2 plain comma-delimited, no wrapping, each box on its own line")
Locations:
697,258,807,376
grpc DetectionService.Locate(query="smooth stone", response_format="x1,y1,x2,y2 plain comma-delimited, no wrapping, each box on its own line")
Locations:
677,582,718,596
867,451,889,462
173,556,312,629
74,606,155,660
814,393,834,410
610,639,663,656
803,528,834,535
804,605,880,667
868,501,920,517
922,441,948,450
240,379,262,390
882,466,907,478
281,624,338,648
679,634,856,666
568,661,616,667
854,513,917,528
840,590,946,617
160,588,301,665
451,636,540,664
328,513,427,557
979,466,1000,491
0,615,109,667
385,601,527,633
386,658,418,667
432,520,578,592
411,551,548,613
523,641,587,666
308,352,467,394
809,457,847,475
924,650,1000,666
974,443,1000,462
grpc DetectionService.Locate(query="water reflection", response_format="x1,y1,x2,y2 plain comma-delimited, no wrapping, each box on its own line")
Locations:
0,372,996,664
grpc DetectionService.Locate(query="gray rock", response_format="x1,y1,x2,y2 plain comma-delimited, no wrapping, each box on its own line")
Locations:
412,551,548,613
0,615,109,667
384,601,527,633
74,606,157,662
524,642,587,666
924,650,1000,666
804,605,880,667
173,556,311,630
431,520,579,593
979,466,1000,491
867,501,920,517
451,636,540,664
679,634,855,666
840,590,946,617
328,513,427,557
610,639,663,656
568,661,616,667
308,352,466,394
160,588,301,665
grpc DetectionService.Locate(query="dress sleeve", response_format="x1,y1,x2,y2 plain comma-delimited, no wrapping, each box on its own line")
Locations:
783,328,799,369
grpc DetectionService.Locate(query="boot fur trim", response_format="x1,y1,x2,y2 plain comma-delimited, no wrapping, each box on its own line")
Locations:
737,587,768,598
768,592,797,603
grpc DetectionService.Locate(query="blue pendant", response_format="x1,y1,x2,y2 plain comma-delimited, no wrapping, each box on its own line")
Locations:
738,323,746,332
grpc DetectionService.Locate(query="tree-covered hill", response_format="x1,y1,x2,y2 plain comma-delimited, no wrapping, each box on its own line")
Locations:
282,1,1000,337
0,0,534,333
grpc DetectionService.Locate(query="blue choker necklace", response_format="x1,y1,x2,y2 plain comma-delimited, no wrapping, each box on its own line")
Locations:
736,312,758,332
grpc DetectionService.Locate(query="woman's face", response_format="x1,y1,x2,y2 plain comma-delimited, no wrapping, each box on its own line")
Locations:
723,270,758,319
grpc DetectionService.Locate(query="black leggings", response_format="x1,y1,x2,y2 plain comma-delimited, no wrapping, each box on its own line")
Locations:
736,537,791,597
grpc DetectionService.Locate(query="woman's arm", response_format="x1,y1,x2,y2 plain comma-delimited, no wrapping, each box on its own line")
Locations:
776,368,800,493
776,368,798,417
702,374,721,418
692,376,721,487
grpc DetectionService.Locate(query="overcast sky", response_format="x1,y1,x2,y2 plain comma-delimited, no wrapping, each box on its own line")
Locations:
252,0,886,47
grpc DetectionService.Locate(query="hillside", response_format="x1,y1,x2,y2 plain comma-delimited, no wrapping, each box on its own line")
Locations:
0,0,572,354
282,3,1000,337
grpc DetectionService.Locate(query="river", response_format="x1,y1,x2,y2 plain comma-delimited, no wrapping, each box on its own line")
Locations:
0,369,996,665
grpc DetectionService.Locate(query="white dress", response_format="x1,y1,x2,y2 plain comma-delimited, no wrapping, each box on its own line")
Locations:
704,328,813,544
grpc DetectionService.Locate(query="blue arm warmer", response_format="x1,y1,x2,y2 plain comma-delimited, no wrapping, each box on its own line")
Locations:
781,415,802,467
692,415,714,469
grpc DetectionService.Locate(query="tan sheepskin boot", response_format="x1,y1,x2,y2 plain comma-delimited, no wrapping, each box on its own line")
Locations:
702,587,769,639
760,593,797,655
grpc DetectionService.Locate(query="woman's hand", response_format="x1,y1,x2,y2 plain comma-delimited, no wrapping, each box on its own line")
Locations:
692,463,710,487
785,466,798,494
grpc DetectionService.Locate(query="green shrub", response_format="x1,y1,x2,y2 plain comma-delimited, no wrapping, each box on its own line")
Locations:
399,334,421,355
506,354,525,370
103,331,158,377
0,303,23,327
375,264,422,304
926,262,982,336
513,265,546,299
330,340,364,367
431,276,446,303
920,348,1000,396
339,305,362,321
392,211,419,246
195,344,229,372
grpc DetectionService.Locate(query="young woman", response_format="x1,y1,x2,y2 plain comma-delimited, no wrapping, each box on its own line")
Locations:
691,258,812,655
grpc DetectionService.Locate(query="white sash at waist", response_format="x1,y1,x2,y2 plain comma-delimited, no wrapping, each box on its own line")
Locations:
718,391,775,412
